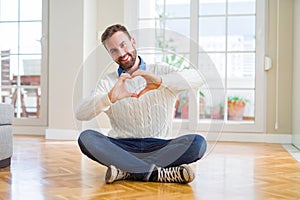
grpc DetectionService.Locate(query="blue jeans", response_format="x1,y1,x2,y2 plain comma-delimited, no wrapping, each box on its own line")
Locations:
78,129,207,181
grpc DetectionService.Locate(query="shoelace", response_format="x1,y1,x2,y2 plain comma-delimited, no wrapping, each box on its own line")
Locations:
157,166,184,182
116,169,130,180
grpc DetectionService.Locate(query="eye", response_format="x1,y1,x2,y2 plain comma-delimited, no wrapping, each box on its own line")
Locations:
110,49,117,55
120,42,127,48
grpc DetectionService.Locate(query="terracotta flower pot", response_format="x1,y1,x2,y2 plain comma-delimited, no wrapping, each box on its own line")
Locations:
181,104,189,119
228,100,246,121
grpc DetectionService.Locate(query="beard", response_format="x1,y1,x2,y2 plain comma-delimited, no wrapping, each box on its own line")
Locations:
115,48,137,70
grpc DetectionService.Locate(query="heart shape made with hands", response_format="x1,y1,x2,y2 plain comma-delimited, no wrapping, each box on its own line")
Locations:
124,75,147,97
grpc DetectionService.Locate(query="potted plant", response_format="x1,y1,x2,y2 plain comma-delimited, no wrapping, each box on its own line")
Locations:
211,103,224,119
199,91,205,119
227,96,248,121
179,92,189,119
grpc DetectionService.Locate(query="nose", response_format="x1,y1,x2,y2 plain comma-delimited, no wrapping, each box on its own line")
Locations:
118,47,126,57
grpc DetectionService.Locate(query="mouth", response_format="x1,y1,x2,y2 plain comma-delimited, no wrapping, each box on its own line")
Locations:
121,54,131,62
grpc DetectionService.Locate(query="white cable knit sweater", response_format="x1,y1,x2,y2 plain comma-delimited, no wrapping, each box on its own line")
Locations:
75,62,203,139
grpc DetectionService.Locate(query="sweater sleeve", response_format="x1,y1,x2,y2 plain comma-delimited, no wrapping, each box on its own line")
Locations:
75,79,113,121
160,67,204,93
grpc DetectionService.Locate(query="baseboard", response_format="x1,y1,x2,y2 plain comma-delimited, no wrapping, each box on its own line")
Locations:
45,129,80,140
13,126,46,136
207,132,292,144
44,128,292,144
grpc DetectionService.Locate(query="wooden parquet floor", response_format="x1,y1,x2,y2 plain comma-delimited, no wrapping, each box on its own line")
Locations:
1,136,300,200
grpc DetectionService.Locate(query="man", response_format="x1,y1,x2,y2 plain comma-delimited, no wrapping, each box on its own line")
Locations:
76,24,207,184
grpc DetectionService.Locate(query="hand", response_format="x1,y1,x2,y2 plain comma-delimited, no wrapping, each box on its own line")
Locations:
108,73,138,103
131,70,162,98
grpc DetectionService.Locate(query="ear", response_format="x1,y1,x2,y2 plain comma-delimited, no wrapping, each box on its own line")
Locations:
131,38,136,48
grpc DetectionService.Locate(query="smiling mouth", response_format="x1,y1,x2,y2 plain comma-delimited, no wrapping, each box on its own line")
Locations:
121,54,130,62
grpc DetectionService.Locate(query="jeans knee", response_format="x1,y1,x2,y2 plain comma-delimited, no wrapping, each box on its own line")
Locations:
78,129,101,147
190,134,207,159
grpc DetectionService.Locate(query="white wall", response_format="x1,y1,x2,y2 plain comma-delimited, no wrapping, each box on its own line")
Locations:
293,0,300,148
81,0,125,131
46,0,84,138
46,0,124,139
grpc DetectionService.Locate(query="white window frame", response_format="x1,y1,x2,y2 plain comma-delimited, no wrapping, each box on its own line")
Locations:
0,0,48,126
125,0,266,133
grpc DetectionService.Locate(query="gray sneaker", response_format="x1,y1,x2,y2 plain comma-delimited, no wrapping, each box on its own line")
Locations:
105,165,130,184
156,164,195,183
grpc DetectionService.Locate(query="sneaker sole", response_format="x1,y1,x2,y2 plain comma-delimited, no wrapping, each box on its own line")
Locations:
105,165,115,184
181,164,195,183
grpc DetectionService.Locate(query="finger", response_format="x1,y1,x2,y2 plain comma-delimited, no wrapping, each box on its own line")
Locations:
119,72,131,80
137,88,148,98
130,93,138,98
131,70,145,78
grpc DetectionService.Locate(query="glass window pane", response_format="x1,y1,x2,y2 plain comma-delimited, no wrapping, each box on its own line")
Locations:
205,53,226,83
7,55,18,81
227,90,255,122
163,53,190,69
228,16,255,51
21,87,41,118
138,20,156,29
199,17,226,52
228,0,256,15
199,0,226,15
1,87,13,104
156,0,165,17
163,22,190,53
1,50,11,84
165,19,190,38
174,91,189,119
20,0,42,21
9,86,40,118
138,53,160,64
10,55,41,86
199,88,225,120
139,0,158,19
0,0,19,21
19,22,42,54
198,53,224,90
227,53,255,89
20,55,41,77
165,0,190,18
0,23,19,54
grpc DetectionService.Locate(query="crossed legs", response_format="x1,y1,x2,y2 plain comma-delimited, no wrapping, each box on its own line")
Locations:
78,130,207,182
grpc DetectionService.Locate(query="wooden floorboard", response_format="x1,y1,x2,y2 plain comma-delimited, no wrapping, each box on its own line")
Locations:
1,136,300,200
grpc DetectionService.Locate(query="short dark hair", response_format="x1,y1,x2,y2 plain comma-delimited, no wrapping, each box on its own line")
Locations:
101,24,131,46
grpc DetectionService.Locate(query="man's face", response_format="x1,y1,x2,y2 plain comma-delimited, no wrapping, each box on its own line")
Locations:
104,31,137,70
